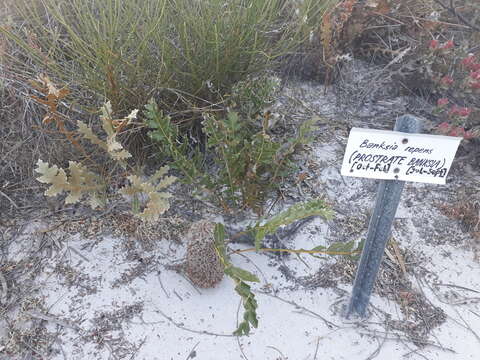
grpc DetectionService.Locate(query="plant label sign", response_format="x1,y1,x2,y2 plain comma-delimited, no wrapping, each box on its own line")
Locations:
341,128,462,184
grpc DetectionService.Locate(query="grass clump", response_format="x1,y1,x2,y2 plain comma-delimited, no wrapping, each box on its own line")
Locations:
2,0,332,115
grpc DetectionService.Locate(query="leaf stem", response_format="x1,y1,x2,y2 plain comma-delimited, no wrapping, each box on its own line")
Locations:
230,247,361,256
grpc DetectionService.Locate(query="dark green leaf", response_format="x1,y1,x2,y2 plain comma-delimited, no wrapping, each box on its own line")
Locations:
246,310,258,328
327,240,356,253
234,282,252,298
225,266,259,283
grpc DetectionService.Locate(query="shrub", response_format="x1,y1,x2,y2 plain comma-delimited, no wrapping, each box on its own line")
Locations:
425,41,480,139
32,76,176,222
145,95,318,212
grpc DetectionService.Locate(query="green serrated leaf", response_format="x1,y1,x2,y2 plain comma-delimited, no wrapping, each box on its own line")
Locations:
225,111,241,133
327,240,356,253
253,199,333,250
310,245,327,252
245,296,258,309
234,282,252,298
245,310,258,328
233,321,250,336
225,266,259,283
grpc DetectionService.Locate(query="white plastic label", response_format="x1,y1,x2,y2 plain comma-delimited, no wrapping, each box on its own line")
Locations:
341,128,462,184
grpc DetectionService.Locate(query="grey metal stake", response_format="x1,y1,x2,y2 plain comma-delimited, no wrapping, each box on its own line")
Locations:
345,115,421,318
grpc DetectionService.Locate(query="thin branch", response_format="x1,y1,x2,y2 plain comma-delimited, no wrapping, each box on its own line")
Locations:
156,271,170,298
0,190,19,209
433,0,480,32
266,346,287,360
231,246,360,256
255,290,339,329
149,310,235,338
433,282,480,294
365,328,389,360
236,299,250,360
184,341,200,360
313,337,320,360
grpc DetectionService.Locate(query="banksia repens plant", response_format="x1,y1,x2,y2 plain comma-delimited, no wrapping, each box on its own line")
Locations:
33,78,176,221
119,166,176,222
35,159,106,209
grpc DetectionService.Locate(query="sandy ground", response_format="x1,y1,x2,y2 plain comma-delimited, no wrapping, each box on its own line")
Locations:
1,79,479,360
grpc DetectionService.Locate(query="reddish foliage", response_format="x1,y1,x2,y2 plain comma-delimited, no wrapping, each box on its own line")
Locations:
437,98,449,107
429,39,439,49
440,75,454,86
441,40,454,49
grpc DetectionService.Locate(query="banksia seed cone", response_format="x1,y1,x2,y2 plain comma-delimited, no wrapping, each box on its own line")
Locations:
185,220,224,288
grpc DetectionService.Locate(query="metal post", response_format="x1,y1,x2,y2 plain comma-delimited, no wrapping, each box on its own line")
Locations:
345,115,421,318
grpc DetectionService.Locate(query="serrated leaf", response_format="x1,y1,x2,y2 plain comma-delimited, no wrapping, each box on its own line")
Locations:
225,266,259,283
246,296,258,309
35,159,68,197
245,310,258,328
35,159,104,207
265,199,332,230
77,121,108,150
35,160,56,182
64,161,84,203
350,238,365,260
100,101,115,136
140,182,156,194
327,240,356,253
234,282,251,298
118,185,137,197
155,175,176,190
126,109,139,122
356,238,365,251
253,199,333,250
106,137,123,152
310,245,327,252
137,192,170,221
106,135,132,161
225,111,241,133
241,322,250,335
149,166,170,182
233,322,249,336
128,175,143,188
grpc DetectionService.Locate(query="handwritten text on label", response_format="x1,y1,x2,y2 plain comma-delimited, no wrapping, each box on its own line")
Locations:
341,128,462,184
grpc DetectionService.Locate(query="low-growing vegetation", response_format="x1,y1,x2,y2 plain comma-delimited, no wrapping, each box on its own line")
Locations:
2,0,332,114
32,76,176,222
1,0,480,356
145,94,318,212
